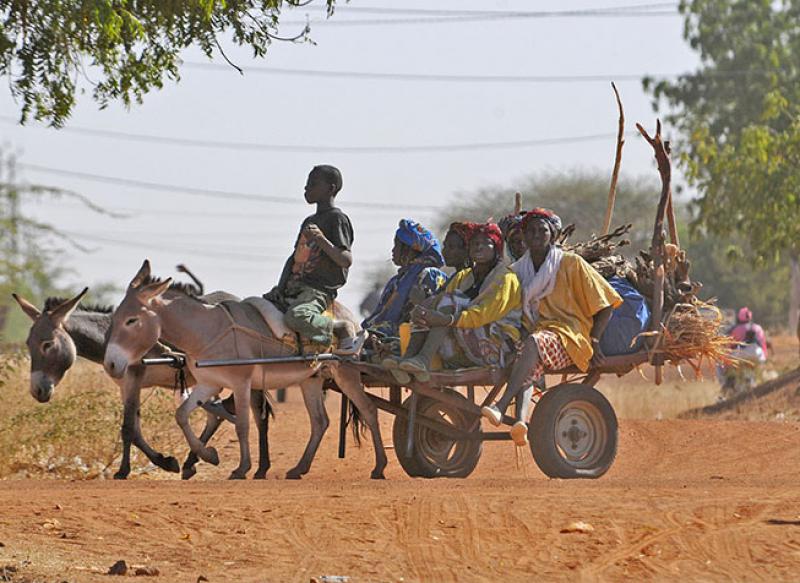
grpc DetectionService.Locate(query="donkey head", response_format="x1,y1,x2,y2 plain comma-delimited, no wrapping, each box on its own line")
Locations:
13,288,88,403
104,260,172,379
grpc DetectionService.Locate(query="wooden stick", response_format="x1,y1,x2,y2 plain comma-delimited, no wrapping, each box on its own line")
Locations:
602,82,625,236
663,142,680,246
636,119,672,385
514,191,522,215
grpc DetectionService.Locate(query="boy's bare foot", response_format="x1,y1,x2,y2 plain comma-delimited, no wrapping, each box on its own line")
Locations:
333,321,367,356
481,405,502,426
510,421,529,446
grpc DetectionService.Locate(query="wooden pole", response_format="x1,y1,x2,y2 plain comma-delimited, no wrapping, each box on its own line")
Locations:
602,82,625,236
514,191,522,215
636,119,672,385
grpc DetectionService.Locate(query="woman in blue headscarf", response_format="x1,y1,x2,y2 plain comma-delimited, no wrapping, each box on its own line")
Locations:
362,219,448,338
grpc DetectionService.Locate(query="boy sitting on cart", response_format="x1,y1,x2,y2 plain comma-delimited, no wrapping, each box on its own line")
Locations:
408,209,622,446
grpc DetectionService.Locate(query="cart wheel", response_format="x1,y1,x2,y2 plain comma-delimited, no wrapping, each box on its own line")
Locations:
391,415,424,478
529,383,617,479
392,389,482,478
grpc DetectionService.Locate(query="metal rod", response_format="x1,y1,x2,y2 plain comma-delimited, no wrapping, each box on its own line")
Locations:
196,353,340,368
142,356,186,367
338,394,348,459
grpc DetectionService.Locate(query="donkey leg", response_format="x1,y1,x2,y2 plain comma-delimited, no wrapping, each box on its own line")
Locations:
286,378,328,480
250,391,271,479
117,366,180,476
114,383,136,480
175,384,222,465
335,366,388,479
229,381,252,480
181,409,224,480
132,402,181,474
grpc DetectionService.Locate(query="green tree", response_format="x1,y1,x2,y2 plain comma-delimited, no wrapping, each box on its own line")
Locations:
0,1,335,127
645,0,800,330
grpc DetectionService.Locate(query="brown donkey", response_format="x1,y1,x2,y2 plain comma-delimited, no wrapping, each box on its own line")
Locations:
104,260,387,480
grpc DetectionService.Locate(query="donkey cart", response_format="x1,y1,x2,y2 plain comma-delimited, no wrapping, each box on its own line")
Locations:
179,350,649,480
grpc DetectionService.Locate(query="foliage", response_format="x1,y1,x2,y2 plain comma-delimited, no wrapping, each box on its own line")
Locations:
1,0,336,126
0,358,183,479
645,0,800,264
684,231,790,328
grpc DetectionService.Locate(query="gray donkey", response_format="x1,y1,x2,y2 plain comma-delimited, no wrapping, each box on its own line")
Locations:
12,285,273,480
105,260,387,480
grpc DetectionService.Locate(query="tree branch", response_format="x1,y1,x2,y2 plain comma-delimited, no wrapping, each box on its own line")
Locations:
602,82,625,236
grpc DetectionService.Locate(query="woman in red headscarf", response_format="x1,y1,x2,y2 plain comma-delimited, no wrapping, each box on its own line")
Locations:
392,222,523,376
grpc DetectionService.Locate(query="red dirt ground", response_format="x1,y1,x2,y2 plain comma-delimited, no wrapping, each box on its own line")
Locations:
3,390,800,583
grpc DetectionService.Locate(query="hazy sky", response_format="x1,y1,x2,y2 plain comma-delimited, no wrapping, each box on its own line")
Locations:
1,0,698,310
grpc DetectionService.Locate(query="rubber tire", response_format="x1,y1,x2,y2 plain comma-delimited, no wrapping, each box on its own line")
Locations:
392,410,424,478
529,383,618,479
392,389,482,478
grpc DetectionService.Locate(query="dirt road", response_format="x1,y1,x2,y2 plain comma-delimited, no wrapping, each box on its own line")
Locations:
2,395,800,582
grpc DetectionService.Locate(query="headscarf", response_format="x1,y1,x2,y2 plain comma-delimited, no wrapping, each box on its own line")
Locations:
446,221,480,247
498,212,525,238
362,219,447,336
396,219,445,266
472,222,504,257
737,307,753,324
521,208,562,238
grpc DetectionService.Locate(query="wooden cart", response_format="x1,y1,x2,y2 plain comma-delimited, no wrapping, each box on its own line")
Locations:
326,351,650,479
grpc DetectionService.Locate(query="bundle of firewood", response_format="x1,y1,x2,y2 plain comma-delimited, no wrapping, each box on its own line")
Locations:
561,92,730,379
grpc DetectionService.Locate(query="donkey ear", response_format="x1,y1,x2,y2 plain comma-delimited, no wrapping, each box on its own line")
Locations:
139,278,172,304
12,293,42,321
48,287,89,327
129,259,152,289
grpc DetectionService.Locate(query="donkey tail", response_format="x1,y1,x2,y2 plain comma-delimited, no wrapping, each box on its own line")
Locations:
347,399,367,447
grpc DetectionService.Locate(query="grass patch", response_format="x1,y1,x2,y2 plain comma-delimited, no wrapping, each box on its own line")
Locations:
0,353,187,479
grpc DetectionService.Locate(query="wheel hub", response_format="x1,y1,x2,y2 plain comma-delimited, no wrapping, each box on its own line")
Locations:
555,401,607,466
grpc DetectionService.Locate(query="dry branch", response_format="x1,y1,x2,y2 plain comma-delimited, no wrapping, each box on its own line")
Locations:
602,82,625,236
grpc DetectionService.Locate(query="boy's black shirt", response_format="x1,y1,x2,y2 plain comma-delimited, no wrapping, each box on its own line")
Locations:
277,206,353,298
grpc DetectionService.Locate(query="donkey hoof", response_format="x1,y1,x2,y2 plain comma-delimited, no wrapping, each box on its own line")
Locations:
181,466,197,480
253,469,268,480
199,447,219,466
112,470,129,480
370,470,386,480
228,470,247,480
285,469,303,480
158,455,181,473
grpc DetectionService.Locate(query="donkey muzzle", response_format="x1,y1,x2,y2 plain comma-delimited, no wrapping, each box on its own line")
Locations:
103,343,130,379
30,371,54,403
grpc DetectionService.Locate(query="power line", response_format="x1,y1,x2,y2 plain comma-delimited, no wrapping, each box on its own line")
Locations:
17,162,444,211
61,230,279,263
28,199,417,232
183,61,661,83
62,230,388,267
309,2,678,17
3,118,628,154
181,62,772,84
285,2,679,26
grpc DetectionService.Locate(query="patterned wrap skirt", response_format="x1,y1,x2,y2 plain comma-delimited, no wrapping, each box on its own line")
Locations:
522,330,573,384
